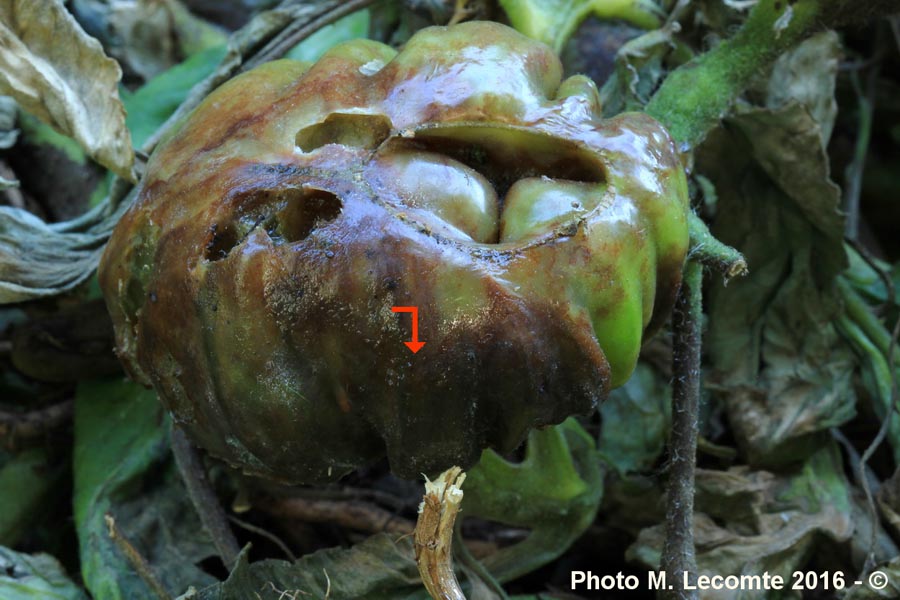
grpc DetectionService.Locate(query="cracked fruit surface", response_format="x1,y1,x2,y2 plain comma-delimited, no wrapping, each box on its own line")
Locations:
99,21,690,483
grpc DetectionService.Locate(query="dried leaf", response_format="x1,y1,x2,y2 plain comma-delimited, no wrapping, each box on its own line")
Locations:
70,0,226,82
0,0,358,304
766,31,840,143
844,555,900,599
627,445,853,598
189,534,426,600
598,26,679,117
187,532,512,600
703,104,856,465
103,0,224,81
0,193,133,303
0,33,223,304
0,0,134,180
701,36,852,464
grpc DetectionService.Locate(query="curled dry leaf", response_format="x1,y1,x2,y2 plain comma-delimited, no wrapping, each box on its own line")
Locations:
0,0,134,181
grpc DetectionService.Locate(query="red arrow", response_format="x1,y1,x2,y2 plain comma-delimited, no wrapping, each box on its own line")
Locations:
391,306,426,353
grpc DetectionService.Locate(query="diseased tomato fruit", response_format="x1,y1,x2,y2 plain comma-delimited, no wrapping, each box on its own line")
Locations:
99,21,690,483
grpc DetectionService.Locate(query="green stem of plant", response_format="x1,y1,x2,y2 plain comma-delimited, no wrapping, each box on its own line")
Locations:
646,0,896,148
843,64,877,239
837,277,896,361
660,260,702,600
688,213,747,281
453,523,509,599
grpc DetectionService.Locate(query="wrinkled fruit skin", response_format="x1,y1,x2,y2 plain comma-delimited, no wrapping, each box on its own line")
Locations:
99,22,689,483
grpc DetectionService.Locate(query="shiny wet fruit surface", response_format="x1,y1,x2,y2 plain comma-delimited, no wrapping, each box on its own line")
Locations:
99,21,689,483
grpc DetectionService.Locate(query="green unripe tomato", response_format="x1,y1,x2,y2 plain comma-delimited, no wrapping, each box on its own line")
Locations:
99,21,689,483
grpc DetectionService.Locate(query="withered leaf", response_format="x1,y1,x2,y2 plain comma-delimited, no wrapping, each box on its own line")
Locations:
0,0,134,180
627,445,853,598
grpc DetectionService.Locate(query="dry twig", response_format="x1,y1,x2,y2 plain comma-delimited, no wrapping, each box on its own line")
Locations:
0,399,73,450
171,426,240,568
260,496,416,536
415,467,467,600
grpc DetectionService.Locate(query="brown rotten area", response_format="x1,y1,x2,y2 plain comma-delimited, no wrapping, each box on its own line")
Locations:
99,22,690,483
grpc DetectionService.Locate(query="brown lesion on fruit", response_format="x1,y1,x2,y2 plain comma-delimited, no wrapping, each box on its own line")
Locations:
203,223,239,262
201,188,344,262
272,189,343,243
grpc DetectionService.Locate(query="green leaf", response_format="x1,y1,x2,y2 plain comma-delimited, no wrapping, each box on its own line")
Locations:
834,278,900,463
598,362,670,474
463,419,603,583
0,448,62,546
284,9,370,63
499,0,660,52
18,113,87,165
122,44,228,149
0,546,88,600
74,378,216,600
0,0,134,180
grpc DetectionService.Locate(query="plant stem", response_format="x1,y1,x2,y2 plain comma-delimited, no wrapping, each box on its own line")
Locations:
838,277,897,361
242,0,379,72
415,467,467,600
844,58,879,239
0,399,73,450
171,426,240,568
858,314,900,575
453,523,509,599
660,260,702,600
688,213,747,281
142,0,372,157
647,0,897,148
228,515,297,562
